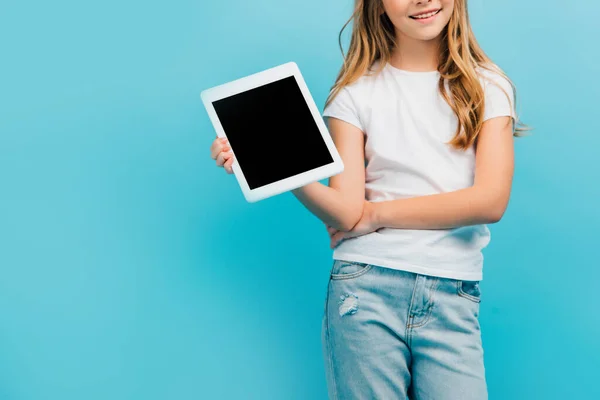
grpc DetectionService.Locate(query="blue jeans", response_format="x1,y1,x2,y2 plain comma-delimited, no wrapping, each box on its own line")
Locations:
321,260,487,399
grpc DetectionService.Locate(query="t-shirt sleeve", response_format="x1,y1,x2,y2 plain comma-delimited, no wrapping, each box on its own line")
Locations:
322,86,364,132
482,71,516,123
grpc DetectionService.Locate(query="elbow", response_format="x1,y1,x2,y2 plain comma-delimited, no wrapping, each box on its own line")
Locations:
475,187,509,224
483,202,507,224
485,210,503,224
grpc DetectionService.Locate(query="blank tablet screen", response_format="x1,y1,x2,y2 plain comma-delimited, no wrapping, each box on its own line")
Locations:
211,76,333,190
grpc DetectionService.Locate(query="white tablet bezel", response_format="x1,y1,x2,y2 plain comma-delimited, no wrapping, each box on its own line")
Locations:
201,61,344,203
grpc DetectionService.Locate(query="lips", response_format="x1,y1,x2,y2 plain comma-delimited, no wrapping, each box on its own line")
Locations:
409,9,442,19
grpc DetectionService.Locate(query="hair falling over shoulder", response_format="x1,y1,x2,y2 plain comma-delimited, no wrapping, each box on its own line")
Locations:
324,0,530,150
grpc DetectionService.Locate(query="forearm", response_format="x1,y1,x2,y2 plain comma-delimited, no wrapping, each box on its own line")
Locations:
372,186,505,230
292,182,362,231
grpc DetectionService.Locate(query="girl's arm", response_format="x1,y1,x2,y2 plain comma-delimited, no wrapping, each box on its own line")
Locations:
292,117,366,231
371,116,515,230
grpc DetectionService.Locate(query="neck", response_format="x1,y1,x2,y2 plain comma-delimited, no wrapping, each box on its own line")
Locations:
389,33,441,72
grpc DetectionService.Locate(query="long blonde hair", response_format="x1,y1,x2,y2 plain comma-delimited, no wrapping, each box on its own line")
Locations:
325,0,528,150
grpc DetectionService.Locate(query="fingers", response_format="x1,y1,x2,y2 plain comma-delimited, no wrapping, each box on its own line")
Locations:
327,226,338,237
325,224,346,248
216,150,233,167
330,231,345,249
210,137,230,160
210,138,223,160
211,136,235,173
224,155,234,174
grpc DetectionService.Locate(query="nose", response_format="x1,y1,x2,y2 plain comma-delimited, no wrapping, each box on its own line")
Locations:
415,0,432,4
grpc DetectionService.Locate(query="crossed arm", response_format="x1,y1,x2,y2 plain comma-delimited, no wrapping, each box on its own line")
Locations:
371,115,515,229
292,116,515,246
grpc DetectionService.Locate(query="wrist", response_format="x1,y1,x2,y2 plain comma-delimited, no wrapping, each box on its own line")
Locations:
368,201,383,230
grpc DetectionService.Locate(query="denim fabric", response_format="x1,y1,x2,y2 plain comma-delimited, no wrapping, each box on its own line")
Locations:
322,260,487,399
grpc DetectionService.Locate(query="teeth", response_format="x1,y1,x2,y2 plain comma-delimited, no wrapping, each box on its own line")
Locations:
413,10,438,19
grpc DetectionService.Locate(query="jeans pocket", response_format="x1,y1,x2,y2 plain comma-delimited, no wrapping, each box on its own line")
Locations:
457,280,482,303
330,260,373,280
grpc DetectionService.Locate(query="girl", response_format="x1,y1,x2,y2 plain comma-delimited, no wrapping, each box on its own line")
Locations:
210,0,526,398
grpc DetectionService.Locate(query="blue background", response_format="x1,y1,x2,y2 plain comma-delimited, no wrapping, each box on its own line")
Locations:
1,0,599,399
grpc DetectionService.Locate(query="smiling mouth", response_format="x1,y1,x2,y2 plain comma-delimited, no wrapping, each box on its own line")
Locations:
409,9,442,20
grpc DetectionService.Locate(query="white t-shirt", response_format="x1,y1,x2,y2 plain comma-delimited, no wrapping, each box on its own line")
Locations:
322,60,515,281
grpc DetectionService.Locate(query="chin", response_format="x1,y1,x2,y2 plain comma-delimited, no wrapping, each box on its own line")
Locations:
408,29,446,42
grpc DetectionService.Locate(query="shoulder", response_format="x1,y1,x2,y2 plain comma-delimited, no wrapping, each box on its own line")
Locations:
476,64,514,95
476,63,517,121
322,63,382,132
342,59,387,92
324,60,384,111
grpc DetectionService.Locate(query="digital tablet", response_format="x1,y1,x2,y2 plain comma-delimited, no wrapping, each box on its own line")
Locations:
201,61,344,203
